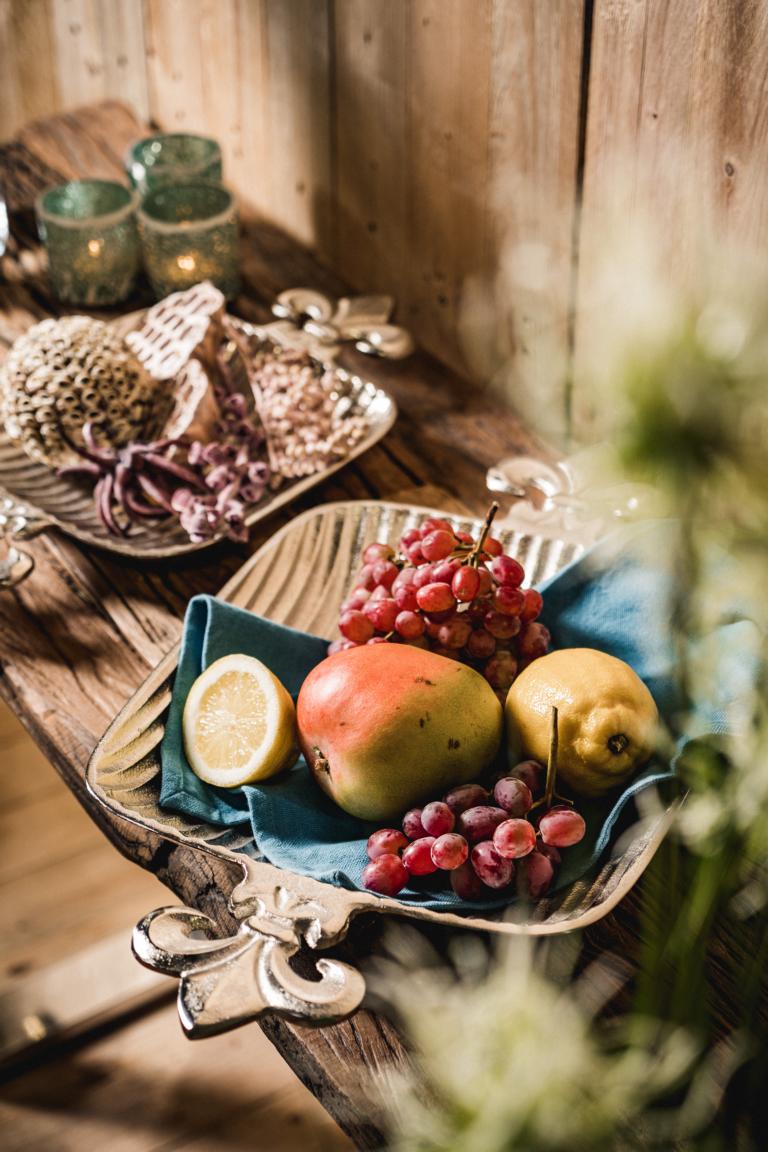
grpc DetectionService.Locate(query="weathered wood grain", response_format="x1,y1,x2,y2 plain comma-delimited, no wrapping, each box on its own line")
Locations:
573,0,768,435
332,0,584,429
0,101,548,1150
0,0,60,141
144,0,333,251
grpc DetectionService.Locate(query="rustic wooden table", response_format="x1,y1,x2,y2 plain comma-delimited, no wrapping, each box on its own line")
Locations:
0,101,634,1149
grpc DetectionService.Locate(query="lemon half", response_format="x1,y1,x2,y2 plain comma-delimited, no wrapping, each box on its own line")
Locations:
182,654,297,787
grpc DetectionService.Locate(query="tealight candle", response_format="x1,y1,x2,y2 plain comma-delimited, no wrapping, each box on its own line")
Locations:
138,182,240,300
126,133,222,196
36,180,140,306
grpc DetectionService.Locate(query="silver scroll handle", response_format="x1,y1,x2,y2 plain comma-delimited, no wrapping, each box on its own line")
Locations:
132,903,366,1037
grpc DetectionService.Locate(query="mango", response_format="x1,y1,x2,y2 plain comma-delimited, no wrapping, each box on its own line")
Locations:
296,644,503,821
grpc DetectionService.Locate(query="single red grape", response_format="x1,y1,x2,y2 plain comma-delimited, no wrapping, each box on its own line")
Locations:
521,851,555,898
538,842,561,865
521,587,544,621
402,837,438,875
394,583,419,611
457,805,508,843
483,536,504,557
369,584,390,602
339,609,375,644
444,783,489,814
421,529,455,562
477,568,494,596
471,841,514,888
484,611,522,640
413,563,437,589
518,622,551,659
483,651,519,690
491,555,525,586
395,610,425,639
466,627,496,659
362,597,399,632
493,776,533,816
431,558,461,585
437,618,472,649
493,818,537,859
406,543,425,565
399,527,422,550
363,542,395,564
431,833,469,870
421,801,455,836
357,563,376,591
539,806,586,848
493,585,525,616
452,566,481,602
421,517,454,535
416,582,457,614
455,530,474,545
392,565,416,589
451,861,488,900
402,808,426,839
362,854,409,895
342,586,371,611
367,828,409,860
372,559,399,589
510,759,543,793
328,638,357,654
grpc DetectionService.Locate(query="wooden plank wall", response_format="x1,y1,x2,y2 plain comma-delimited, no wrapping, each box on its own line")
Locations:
572,0,768,434
2,1,768,443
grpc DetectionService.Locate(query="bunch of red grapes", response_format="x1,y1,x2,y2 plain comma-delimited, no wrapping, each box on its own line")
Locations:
361,759,587,900
328,512,550,698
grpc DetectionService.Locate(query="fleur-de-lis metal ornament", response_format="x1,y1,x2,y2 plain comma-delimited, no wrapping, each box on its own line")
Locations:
269,288,414,360
132,863,368,1037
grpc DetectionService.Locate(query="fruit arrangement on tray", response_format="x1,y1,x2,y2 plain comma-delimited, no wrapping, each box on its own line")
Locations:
177,505,659,906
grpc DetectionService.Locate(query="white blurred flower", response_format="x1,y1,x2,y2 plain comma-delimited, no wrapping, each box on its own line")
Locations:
375,936,696,1152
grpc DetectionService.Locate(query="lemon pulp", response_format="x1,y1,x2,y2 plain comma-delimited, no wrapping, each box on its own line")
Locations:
183,654,297,786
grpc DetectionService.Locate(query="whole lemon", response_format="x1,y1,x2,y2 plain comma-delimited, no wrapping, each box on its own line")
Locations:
505,648,659,796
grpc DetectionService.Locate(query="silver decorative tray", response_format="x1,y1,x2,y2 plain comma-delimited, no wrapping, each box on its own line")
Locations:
87,501,677,1037
0,315,396,561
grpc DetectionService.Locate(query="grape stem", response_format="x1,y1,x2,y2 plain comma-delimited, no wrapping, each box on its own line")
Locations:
531,705,574,811
466,502,499,568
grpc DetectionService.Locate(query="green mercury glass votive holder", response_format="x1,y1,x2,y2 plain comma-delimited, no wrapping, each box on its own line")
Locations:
126,133,222,195
36,180,140,307
138,182,240,300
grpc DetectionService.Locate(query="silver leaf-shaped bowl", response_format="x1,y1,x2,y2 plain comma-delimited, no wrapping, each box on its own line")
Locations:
87,501,678,1037
0,316,396,562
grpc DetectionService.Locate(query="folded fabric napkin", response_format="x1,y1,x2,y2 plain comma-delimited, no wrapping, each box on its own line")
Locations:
159,520,719,913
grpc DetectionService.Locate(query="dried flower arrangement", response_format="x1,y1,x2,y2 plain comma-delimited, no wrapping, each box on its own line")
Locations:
0,282,368,544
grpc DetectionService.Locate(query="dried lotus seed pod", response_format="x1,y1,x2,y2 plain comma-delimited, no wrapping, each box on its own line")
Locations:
0,316,156,466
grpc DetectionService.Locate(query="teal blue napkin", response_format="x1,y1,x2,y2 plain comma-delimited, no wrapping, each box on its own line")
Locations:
159,520,704,913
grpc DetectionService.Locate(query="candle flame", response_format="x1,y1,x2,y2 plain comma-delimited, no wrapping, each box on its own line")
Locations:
87,238,103,257
177,254,196,272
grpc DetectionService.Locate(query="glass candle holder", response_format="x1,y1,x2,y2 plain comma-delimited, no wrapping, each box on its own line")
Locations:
126,133,222,195
36,180,140,306
138,182,240,300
